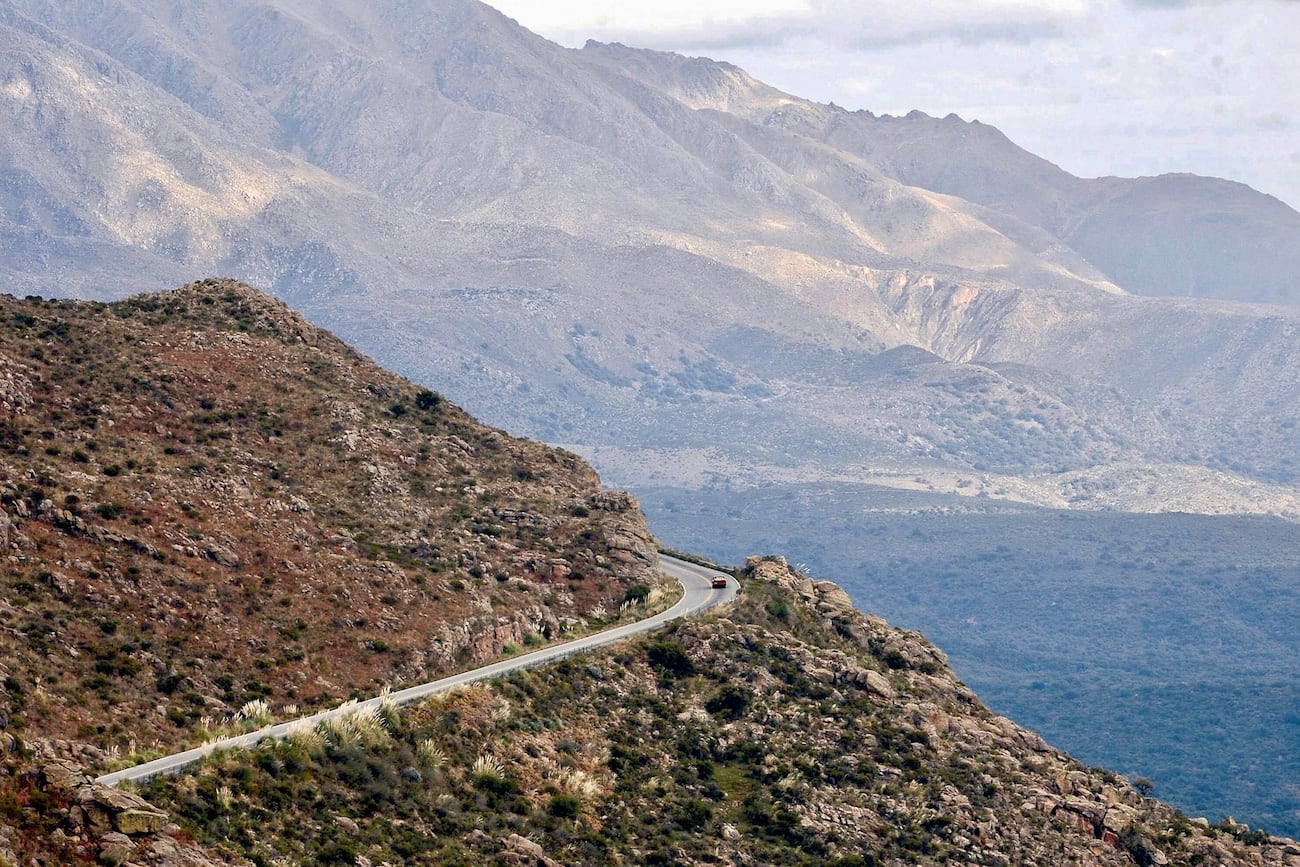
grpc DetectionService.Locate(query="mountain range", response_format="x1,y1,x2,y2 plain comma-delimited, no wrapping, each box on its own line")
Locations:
2,0,1298,837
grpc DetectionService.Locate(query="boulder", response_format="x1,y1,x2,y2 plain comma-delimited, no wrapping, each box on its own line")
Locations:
859,669,894,700
813,581,855,615
40,760,85,794
502,833,561,867
205,545,241,568
115,807,169,835
89,786,155,814
462,829,492,848
97,832,134,865
53,508,88,534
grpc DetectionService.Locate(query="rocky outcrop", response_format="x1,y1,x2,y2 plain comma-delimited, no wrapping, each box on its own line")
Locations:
746,555,953,676
502,832,562,867
0,754,234,866
720,558,1300,865
590,491,660,583
427,606,567,669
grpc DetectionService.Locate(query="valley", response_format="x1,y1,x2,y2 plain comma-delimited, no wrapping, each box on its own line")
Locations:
637,483,1300,836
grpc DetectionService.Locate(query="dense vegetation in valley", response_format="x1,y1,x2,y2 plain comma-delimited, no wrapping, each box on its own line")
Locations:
0,280,665,761
637,483,1300,839
135,558,1300,866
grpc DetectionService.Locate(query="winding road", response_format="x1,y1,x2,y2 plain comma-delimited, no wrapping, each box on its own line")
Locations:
96,554,734,786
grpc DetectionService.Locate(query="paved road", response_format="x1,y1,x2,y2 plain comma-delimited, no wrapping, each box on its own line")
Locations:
96,554,735,786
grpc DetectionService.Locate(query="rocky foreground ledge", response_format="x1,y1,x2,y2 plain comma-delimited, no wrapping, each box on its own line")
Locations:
4,555,1300,864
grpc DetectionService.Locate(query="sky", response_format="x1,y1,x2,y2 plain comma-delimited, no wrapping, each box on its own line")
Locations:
488,0,1300,211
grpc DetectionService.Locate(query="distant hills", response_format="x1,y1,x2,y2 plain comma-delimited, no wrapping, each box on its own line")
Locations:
2,0,1299,836
3,0,1297,500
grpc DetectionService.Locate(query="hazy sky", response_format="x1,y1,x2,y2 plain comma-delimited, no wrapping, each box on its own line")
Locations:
489,0,1299,210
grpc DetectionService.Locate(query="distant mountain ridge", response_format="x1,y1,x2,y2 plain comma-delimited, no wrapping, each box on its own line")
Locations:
7,0,1297,494
3,0,1298,301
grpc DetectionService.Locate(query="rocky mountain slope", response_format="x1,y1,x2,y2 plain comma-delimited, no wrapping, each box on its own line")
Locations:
7,0,1299,307
3,0,1300,837
119,557,1297,865
3,0,1298,505
0,279,663,760
0,284,1295,865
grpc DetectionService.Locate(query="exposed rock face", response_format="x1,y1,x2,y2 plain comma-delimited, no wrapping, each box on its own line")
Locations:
0,753,234,866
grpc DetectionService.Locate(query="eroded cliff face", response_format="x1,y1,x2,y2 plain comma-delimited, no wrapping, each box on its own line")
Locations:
0,280,665,759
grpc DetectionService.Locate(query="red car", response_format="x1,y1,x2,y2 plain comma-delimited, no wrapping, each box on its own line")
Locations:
711,576,729,589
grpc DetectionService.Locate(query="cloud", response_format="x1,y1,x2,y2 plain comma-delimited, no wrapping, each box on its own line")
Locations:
670,3,1090,51
497,0,1102,51
1254,113,1291,131
1124,0,1299,6
502,0,1299,54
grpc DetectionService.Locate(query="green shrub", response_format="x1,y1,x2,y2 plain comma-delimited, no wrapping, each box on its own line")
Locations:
646,642,695,678
705,685,750,720
316,842,358,864
96,502,125,520
548,792,581,818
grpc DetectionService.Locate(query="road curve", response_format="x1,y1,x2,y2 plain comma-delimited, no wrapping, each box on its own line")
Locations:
96,554,735,786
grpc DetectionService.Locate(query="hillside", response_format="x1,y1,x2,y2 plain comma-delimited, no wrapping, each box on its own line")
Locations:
0,284,1296,864
115,558,1300,865
0,279,664,759
3,0,1300,839
638,484,1300,838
